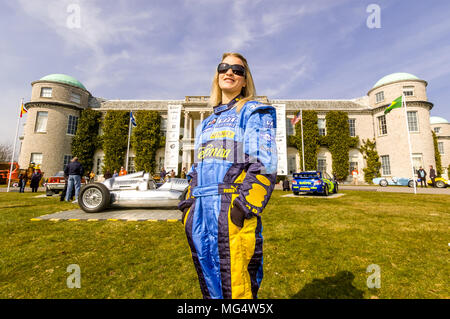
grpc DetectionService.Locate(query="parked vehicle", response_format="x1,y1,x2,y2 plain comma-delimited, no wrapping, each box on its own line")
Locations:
372,177,417,187
428,177,450,188
78,171,189,213
45,171,87,196
0,162,20,184
291,171,338,196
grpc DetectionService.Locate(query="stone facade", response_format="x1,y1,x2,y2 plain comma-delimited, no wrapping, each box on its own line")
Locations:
19,73,446,183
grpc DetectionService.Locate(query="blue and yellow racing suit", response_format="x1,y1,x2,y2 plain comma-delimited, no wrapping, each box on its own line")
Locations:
178,98,277,299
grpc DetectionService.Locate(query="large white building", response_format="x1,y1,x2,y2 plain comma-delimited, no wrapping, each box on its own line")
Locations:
18,72,449,182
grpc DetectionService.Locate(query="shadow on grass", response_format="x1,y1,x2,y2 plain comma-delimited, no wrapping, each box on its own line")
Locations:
291,271,365,299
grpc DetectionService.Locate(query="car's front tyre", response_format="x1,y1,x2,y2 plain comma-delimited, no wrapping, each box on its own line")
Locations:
435,180,445,188
379,179,388,187
408,180,417,188
322,185,329,196
79,183,111,213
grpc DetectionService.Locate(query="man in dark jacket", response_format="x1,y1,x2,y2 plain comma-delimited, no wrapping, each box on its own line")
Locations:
64,157,84,203
429,165,436,187
417,166,427,188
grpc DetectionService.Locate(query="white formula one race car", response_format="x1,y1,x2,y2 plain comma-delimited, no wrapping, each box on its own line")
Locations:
78,171,188,213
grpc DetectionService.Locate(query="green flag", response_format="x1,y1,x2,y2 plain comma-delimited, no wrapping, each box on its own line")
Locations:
384,96,402,114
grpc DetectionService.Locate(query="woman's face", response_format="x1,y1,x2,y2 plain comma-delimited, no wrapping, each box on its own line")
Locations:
218,55,246,97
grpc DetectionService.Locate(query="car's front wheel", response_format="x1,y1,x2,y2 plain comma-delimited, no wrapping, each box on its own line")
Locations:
408,180,417,188
435,180,445,188
293,191,299,195
79,183,111,213
322,185,329,196
333,183,338,194
379,179,388,187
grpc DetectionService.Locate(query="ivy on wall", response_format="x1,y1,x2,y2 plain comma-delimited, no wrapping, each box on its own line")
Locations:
359,138,381,184
325,111,353,181
131,111,163,174
431,131,443,177
102,110,129,173
291,110,320,171
71,109,102,174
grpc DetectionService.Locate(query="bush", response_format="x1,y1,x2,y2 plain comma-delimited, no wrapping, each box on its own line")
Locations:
71,109,102,173
432,131,443,177
325,111,352,182
359,138,381,184
292,110,320,171
102,111,129,173
131,111,162,174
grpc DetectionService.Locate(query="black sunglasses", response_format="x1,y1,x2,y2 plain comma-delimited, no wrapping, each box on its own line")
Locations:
217,63,246,77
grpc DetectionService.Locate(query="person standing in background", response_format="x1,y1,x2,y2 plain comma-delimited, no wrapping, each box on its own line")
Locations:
429,165,436,187
64,156,84,203
417,166,427,188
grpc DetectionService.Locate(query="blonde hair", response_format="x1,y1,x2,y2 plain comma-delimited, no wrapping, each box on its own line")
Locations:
208,52,256,113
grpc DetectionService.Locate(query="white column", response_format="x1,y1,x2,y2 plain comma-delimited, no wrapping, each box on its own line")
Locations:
188,115,194,168
183,111,189,170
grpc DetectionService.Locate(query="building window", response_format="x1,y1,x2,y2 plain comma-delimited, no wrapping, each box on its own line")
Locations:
161,118,167,137
96,157,103,175
438,142,444,154
286,118,294,136
30,153,43,166
63,155,72,170
375,91,384,103
412,153,423,174
128,157,136,174
381,155,391,176
158,156,165,172
35,111,48,133
70,92,81,104
403,86,414,96
40,87,52,98
318,118,326,136
67,115,79,135
317,158,327,173
348,118,356,137
288,155,297,174
377,115,387,135
407,111,419,132
434,127,441,134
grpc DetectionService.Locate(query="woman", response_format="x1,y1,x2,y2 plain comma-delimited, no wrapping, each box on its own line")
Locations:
179,53,277,299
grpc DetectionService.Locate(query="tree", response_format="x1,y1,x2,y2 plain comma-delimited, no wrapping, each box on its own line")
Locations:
359,138,381,184
325,111,352,181
102,111,129,173
431,131,443,177
131,111,162,174
71,109,102,173
0,143,13,162
292,110,320,171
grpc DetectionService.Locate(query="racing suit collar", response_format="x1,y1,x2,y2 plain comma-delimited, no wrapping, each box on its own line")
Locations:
213,95,243,115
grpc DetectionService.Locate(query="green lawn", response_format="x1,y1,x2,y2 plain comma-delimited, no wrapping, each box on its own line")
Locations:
0,190,448,299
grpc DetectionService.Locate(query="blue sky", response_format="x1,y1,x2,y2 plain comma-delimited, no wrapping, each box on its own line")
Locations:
1,0,449,146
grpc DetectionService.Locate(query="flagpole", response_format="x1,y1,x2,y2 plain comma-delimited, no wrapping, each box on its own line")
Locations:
300,109,305,171
125,111,132,172
7,98,23,193
402,93,416,194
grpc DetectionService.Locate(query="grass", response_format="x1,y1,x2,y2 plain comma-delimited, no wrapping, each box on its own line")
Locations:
0,190,448,299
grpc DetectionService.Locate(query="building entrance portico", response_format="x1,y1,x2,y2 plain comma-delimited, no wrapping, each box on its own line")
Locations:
180,96,213,172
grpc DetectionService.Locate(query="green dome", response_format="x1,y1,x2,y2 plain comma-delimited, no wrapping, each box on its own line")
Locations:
430,116,449,125
39,74,86,90
372,72,420,89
